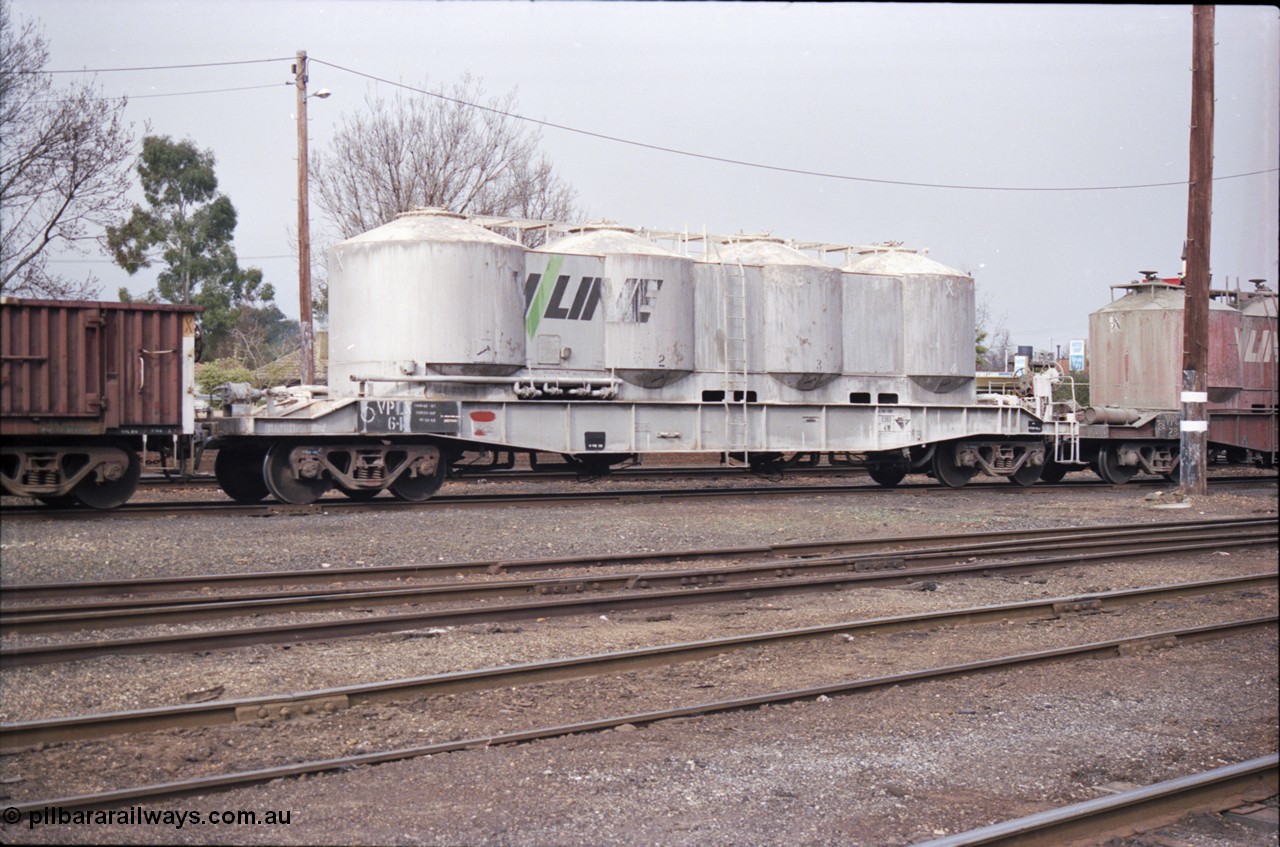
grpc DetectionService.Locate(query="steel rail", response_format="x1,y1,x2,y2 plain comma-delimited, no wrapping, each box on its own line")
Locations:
8,483,878,522
916,755,1279,847
1,573,1273,751
4,615,1274,814
136,464,874,486
3,516,1272,602
1,534,1274,664
135,466,1279,486
2,524,1275,634
0,533,1275,668
4,474,1274,521
5,520,1272,617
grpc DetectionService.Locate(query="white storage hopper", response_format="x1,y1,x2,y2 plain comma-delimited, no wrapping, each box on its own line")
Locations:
536,226,695,388
327,208,527,395
704,240,842,390
845,250,975,400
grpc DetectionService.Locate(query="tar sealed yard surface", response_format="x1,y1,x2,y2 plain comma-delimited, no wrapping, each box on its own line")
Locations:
1,468,1277,846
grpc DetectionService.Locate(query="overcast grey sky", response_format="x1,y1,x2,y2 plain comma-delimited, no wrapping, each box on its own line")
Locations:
15,1,1280,356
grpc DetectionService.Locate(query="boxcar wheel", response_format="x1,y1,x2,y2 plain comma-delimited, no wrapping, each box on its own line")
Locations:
1039,459,1069,483
1008,460,1044,486
931,446,977,488
72,443,141,510
36,494,82,508
389,463,446,502
264,442,332,505
1094,444,1138,484
867,462,908,488
215,444,270,504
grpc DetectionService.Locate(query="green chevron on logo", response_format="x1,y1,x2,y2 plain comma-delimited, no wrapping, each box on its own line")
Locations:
524,254,564,338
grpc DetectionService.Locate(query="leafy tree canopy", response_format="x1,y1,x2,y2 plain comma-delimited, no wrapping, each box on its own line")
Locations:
107,135,294,360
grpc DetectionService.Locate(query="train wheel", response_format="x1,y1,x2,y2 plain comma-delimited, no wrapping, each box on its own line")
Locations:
1039,460,1069,483
389,462,447,502
746,452,786,474
1094,445,1138,485
215,444,270,504
36,494,81,508
867,462,908,488
1008,461,1044,486
931,446,977,488
72,443,141,510
264,442,332,505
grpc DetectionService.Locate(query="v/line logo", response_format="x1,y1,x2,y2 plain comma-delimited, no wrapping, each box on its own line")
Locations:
523,255,666,337
524,273,603,325
524,254,599,337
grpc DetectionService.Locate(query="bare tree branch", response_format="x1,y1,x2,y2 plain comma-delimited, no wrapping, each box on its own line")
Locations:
312,74,577,241
0,0,135,299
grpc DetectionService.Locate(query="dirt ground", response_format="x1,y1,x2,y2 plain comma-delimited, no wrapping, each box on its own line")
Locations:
0,471,1276,846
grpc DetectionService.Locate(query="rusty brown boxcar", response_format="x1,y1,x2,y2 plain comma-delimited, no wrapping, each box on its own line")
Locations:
1,298,200,508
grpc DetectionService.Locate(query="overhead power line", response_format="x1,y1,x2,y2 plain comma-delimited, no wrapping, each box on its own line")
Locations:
48,254,294,264
35,58,294,74
38,83,288,105
126,83,288,100
312,57,1279,194
30,55,1279,193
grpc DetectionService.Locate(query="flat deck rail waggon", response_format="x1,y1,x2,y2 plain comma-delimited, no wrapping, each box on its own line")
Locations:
203,209,1049,504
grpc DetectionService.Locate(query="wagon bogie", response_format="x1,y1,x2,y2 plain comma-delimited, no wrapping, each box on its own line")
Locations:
1,298,200,507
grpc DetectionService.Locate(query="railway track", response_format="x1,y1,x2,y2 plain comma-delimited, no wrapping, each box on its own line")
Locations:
4,473,1276,521
1,572,1273,751
919,755,1278,846
4,515,1270,603
3,520,1276,628
136,462,867,487
2,611,1272,814
1,517,1274,666
135,463,1279,487
7,514,1269,601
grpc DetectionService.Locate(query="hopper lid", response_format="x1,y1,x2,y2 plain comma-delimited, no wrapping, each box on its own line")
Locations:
701,239,825,267
843,250,967,277
539,227,682,258
340,207,522,247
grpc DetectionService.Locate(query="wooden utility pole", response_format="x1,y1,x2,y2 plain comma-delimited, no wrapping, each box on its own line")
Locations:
1180,5,1214,496
295,50,315,387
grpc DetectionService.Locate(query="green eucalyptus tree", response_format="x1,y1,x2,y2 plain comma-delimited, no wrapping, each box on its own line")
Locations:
106,135,293,361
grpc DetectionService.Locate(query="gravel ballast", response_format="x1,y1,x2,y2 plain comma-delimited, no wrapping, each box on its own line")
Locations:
0,473,1276,845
